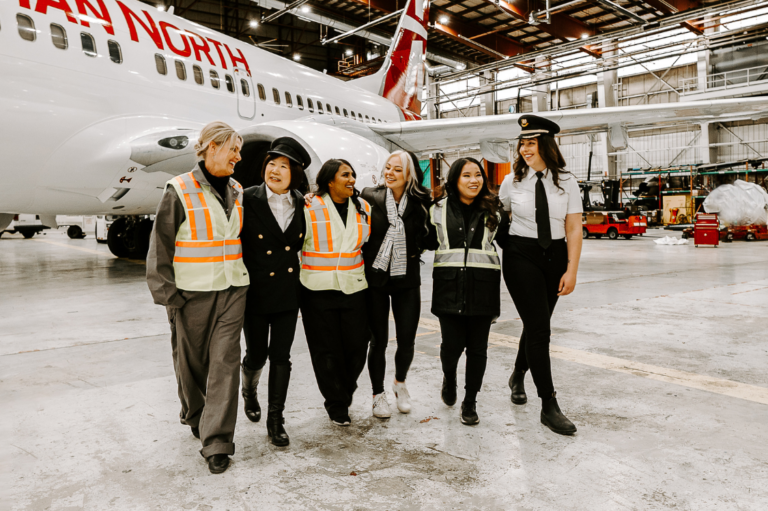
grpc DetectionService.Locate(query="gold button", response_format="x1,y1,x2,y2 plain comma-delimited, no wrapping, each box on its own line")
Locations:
288,268,294,273
299,233,303,238
259,234,264,239
285,246,290,251
267,250,272,255
270,272,275,276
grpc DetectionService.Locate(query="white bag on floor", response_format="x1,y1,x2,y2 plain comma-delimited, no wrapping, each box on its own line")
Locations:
654,236,688,245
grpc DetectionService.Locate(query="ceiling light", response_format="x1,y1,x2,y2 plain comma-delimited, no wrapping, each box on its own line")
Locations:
581,33,589,39
156,5,165,11
300,5,310,12
249,20,258,27
346,49,353,56
293,54,301,61
439,15,449,24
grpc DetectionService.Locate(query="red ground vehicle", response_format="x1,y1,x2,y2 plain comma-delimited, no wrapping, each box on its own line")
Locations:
582,212,647,239
682,224,768,242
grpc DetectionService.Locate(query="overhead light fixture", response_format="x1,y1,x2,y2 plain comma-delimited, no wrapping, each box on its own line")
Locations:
346,49,353,56
293,54,301,61
156,5,165,11
249,20,258,27
581,33,589,39
439,15,449,24
301,5,310,13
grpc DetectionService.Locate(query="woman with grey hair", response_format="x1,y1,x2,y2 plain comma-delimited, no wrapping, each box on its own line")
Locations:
146,121,249,474
361,151,433,419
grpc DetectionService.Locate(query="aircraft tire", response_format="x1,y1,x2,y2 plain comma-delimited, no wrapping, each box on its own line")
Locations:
22,231,35,239
107,218,132,258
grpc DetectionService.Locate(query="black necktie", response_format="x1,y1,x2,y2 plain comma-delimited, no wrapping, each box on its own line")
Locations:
535,172,552,249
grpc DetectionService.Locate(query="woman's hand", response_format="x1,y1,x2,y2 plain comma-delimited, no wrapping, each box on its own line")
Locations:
303,192,315,206
557,270,577,296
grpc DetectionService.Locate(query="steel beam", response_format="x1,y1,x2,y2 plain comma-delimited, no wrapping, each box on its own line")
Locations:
595,0,647,24
261,0,310,23
487,0,598,41
321,8,403,45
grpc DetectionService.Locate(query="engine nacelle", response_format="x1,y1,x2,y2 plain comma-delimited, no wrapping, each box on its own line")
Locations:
234,120,392,191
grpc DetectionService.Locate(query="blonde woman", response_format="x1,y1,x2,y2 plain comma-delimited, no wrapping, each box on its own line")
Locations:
361,151,432,419
147,121,249,474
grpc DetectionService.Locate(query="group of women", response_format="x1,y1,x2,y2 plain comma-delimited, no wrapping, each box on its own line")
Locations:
147,114,583,474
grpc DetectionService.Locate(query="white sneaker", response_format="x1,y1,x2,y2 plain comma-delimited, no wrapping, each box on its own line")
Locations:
372,393,392,419
392,381,412,414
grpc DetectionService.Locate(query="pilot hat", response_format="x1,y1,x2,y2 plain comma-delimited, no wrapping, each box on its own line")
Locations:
517,114,560,139
267,137,311,168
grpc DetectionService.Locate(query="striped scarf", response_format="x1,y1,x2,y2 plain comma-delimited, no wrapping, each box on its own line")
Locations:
372,188,409,277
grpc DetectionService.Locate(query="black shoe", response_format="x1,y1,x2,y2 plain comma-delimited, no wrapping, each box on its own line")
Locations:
191,426,200,439
441,377,457,406
207,454,230,474
266,364,291,446
460,401,480,425
508,370,528,405
241,363,263,423
331,414,351,427
540,393,577,435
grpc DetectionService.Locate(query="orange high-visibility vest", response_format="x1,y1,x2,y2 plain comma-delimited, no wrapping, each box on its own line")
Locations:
300,194,371,294
167,170,250,292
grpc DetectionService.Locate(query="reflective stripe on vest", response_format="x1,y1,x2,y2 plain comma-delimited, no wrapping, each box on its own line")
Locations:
301,195,370,271
431,200,501,270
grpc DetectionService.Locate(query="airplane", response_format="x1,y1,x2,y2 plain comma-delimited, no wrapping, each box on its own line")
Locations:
2,0,768,258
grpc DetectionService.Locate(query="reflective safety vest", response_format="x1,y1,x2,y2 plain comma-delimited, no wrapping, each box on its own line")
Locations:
430,199,501,270
300,193,372,294
167,170,250,292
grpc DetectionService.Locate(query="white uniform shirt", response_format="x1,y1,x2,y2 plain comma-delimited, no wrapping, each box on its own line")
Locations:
499,169,583,240
266,185,294,232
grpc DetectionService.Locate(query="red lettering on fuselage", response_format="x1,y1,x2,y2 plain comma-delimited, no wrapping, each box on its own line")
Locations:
207,38,228,70
34,0,78,24
186,31,216,66
225,43,250,74
159,22,191,57
116,0,164,50
75,0,115,35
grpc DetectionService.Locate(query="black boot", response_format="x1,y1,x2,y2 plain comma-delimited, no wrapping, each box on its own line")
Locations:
508,370,528,405
207,454,230,474
266,364,291,447
460,401,479,425
241,363,263,423
441,376,457,406
540,393,577,435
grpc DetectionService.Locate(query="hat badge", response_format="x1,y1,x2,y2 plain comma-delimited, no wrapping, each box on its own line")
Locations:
521,119,528,127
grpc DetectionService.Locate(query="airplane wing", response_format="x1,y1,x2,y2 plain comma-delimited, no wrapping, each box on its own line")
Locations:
370,97,768,159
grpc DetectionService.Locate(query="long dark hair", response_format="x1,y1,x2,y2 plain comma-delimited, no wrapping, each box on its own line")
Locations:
315,159,368,218
261,154,307,193
441,157,501,232
513,135,570,190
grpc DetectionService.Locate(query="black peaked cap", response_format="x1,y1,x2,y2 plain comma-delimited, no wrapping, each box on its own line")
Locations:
517,114,561,139
267,137,311,168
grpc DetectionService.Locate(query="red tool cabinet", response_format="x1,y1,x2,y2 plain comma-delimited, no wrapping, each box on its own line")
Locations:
694,213,719,247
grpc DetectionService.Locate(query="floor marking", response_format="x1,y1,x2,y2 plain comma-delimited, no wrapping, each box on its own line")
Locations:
416,317,768,406
32,239,145,264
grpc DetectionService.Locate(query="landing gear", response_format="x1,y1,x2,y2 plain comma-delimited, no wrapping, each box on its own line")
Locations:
22,231,35,239
67,225,85,239
107,216,153,259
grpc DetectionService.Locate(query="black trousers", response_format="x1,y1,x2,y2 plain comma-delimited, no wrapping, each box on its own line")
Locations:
438,314,494,396
242,308,298,370
503,236,568,399
300,287,369,419
366,285,421,395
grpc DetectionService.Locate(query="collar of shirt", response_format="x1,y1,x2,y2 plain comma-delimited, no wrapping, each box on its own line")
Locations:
266,185,293,204
526,168,549,181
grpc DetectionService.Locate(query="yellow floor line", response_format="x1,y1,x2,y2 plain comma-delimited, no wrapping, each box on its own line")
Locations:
416,317,768,406
32,239,145,264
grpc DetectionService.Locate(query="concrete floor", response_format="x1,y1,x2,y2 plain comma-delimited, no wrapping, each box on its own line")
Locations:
2,228,768,510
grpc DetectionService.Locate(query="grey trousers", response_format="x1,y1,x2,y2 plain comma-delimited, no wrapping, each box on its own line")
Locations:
166,285,248,458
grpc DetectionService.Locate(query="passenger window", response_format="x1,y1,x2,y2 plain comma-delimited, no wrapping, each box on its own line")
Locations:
378,118,383,123
335,106,341,116
365,115,370,122
343,109,348,117
17,14,36,42
371,117,376,124
107,40,122,63
80,32,96,57
358,113,363,121
317,102,323,114
285,92,293,107
50,24,67,49
210,70,220,89
297,95,304,110
272,88,280,104
175,60,186,80
350,111,356,118
193,65,204,85
155,54,167,75
257,84,266,101
307,98,314,112
241,79,250,97
326,103,332,113
225,75,234,93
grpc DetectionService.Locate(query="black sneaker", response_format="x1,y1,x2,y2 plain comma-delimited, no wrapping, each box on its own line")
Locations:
460,401,479,426
331,414,351,427
441,377,457,406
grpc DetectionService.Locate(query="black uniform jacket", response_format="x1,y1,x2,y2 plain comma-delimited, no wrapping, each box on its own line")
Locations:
241,183,306,314
427,196,510,317
361,186,432,289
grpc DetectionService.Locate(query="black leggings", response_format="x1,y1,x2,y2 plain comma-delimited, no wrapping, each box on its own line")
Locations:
503,236,568,399
438,314,494,399
242,309,298,370
366,285,421,395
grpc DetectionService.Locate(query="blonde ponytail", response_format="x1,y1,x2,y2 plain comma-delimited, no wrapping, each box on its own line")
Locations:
195,121,243,161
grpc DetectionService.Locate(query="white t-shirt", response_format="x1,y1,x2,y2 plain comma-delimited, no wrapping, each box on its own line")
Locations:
498,169,583,240
266,185,294,232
